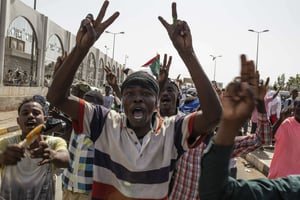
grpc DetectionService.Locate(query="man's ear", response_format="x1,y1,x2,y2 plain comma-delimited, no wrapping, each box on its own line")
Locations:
17,117,20,126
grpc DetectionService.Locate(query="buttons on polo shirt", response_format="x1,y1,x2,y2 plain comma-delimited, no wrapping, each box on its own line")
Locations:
123,181,131,186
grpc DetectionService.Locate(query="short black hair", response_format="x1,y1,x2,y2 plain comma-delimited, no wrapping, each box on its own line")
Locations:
18,96,46,114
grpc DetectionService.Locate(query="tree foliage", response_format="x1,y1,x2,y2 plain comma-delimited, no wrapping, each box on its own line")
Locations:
274,74,300,91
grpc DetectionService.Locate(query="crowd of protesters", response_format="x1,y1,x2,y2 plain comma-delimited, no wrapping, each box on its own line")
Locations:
0,1,299,200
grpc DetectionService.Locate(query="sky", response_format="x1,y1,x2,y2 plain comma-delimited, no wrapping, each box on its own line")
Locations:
20,0,300,87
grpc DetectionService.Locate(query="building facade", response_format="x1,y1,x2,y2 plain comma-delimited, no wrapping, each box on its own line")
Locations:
0,0,124,110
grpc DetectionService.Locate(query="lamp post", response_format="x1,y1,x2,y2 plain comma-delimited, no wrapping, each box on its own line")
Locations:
33,0,37,9
104,45,109,66
124,55,129,67
210,55,222,82
248,29,269,71
30,1,37,86
105,31,125,63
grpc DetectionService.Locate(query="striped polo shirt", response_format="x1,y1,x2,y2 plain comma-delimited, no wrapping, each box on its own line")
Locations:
73,99,196,200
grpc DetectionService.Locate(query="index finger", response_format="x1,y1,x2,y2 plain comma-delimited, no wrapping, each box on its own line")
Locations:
264,77,270,88
166,56,172,71
247,60,255,85
94,0,120,29
172,2,177,24
240,54,248,82
163,54,167,67
104,65,111,72
95,0,109,23
158,16,170,30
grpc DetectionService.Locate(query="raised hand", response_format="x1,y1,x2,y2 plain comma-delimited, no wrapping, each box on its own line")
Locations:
0,145,25,165
256,74,270,102
76,1,119,51
158,54,172,86
104,65,118,87
104,65,122,99
29,140,53,166
158,3,193,53
221,55,256,126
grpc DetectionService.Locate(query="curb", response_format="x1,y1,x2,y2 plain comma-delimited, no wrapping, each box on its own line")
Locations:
242,153,269,177
0,125,20,135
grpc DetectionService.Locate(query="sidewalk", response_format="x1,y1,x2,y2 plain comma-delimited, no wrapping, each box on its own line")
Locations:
242,146,274,177
0,110,19,135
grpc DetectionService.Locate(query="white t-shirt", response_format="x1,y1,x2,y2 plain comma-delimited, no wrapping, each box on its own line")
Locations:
0,135,67,200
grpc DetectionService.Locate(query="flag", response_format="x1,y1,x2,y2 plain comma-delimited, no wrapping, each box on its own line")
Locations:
141,54,160,78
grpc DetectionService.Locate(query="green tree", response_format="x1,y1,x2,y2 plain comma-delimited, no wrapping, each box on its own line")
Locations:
286,74,300,91
274,74,286,90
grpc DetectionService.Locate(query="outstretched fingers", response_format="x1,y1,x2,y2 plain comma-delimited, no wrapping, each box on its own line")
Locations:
172,2,178,24
163,54,172,70
264,77,270,88
95,1,120,31
166,55,172,69
104,65,111,73
95,0,109,24
158,2,177,33
158,16,170,31
240,54,255,84
240,54,249,82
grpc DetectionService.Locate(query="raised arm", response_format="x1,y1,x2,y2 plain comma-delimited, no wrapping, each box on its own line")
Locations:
232,75,272,156
46,1,119,120
158,3,222,137
199,54,256,199
199,55,300,200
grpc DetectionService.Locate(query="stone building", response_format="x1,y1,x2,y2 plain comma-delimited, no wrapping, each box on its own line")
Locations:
0,0,124,110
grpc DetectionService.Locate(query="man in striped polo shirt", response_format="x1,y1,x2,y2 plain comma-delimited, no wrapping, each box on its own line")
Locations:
47,1,222,199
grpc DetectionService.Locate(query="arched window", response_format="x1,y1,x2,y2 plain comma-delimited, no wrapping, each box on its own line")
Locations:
44,34,63,87
4,16,38,86
87,53,96,86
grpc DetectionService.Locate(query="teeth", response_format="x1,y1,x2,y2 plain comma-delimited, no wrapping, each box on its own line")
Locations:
133,109,143,120
134,116,143,119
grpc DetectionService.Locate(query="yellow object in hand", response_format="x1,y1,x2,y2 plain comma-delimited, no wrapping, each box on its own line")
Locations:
19,124,45,148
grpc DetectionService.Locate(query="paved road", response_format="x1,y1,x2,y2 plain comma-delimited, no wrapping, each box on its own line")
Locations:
237,157,266,180
0,110,18,129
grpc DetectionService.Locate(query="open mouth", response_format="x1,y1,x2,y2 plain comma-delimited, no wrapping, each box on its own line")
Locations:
160,97,171,105
132,108,144,120
25,121,37,129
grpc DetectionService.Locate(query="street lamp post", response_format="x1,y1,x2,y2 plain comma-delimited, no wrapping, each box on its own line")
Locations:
210,55,222,82
105,31,125,63
104,45,109,65
124,55,129,67
248,29,269,71
33,0,37,10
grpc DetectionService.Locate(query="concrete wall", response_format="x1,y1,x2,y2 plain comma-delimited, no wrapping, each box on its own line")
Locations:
0,0,129,111
0,86,48,111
